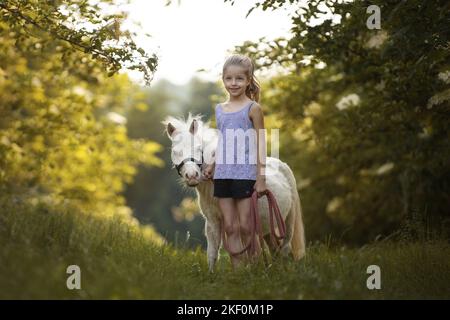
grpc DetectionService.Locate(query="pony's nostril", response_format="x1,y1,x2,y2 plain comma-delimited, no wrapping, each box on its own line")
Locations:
195,171,199,177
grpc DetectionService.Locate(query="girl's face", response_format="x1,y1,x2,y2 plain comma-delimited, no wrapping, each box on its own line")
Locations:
222,65,251,98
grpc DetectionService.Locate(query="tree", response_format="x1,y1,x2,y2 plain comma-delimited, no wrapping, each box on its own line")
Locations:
0,0,163,226
227,0,450,243
0,0,158,85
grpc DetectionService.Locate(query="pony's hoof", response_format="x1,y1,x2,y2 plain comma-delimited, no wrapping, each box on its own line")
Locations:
208,258,217,273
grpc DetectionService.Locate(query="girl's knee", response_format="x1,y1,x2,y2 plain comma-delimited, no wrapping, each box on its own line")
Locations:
239,220,252,237
224,221,240,236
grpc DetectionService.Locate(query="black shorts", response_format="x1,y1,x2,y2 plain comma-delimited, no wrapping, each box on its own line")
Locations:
213,179,256,198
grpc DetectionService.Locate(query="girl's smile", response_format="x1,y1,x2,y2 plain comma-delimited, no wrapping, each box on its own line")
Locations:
223,65,251,96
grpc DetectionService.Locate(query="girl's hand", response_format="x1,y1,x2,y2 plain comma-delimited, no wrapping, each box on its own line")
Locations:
202,164,215,180
254,176,268,198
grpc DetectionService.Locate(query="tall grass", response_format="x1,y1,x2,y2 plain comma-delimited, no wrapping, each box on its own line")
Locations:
1,197,449,299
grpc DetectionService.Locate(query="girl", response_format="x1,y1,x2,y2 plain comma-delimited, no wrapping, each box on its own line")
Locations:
202,54,268,267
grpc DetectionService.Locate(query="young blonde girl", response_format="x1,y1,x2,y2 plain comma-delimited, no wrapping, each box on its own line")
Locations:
202,54,268,267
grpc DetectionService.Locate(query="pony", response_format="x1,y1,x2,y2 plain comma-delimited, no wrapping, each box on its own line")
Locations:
162,113,305,271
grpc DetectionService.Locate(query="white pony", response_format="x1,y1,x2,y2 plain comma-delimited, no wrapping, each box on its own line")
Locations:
162,113,305,271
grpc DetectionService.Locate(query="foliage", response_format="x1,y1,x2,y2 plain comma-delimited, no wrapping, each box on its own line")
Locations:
0,0,158,85
171,197,200,222
228,0,450,243
0,0,163,223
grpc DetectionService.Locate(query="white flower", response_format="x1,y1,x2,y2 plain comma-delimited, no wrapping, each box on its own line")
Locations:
336,93,360,110
326,197,343,213
418,126,431,139
376,162,394,175
107,112,127,125
427,89,450,109
298,178,311,190
438,71,450,84
72,86,88,96
365,31,388,49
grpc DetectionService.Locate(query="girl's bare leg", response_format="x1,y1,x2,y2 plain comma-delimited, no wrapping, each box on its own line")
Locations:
236,197,261,261
218,197,244,268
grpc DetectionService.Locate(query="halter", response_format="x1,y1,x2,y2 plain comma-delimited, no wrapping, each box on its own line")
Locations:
175,154,204,177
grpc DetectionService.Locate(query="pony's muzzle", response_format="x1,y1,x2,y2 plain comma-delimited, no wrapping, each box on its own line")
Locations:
184,171,199,180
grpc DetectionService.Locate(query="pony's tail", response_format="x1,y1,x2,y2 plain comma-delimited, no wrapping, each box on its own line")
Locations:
281,162,305,260
291,188,306,260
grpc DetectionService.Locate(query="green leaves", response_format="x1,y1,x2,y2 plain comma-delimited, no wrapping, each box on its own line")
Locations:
0,5,163,223
234,0,450,243
0,0,158,86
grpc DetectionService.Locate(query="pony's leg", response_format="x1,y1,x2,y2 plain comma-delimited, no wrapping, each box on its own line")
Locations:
205,218,221,272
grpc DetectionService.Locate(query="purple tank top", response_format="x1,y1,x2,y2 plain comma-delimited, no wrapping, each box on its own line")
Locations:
213,101,257,181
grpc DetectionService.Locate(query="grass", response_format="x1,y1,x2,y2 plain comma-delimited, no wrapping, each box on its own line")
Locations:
1,197,449,299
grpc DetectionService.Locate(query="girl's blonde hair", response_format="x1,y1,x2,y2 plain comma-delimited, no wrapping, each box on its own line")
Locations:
222,54,261,103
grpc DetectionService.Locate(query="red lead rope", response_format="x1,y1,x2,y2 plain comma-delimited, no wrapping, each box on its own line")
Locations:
221,189,286,258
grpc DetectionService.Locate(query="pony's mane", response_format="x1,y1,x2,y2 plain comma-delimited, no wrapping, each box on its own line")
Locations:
161,112,216,139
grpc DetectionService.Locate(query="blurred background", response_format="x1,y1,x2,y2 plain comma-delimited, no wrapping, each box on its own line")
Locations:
1,0,449,250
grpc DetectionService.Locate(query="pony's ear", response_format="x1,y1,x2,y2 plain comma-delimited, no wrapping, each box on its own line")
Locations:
189,119,198,135
166,122,177,138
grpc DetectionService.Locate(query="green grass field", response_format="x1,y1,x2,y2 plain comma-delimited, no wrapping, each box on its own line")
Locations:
1,198,449,300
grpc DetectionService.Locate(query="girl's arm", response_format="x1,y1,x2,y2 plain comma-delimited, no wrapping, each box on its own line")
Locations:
203,162,215,180
249,103,267,178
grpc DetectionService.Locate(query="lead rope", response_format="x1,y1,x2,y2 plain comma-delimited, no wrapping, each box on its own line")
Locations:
220,189,286,265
